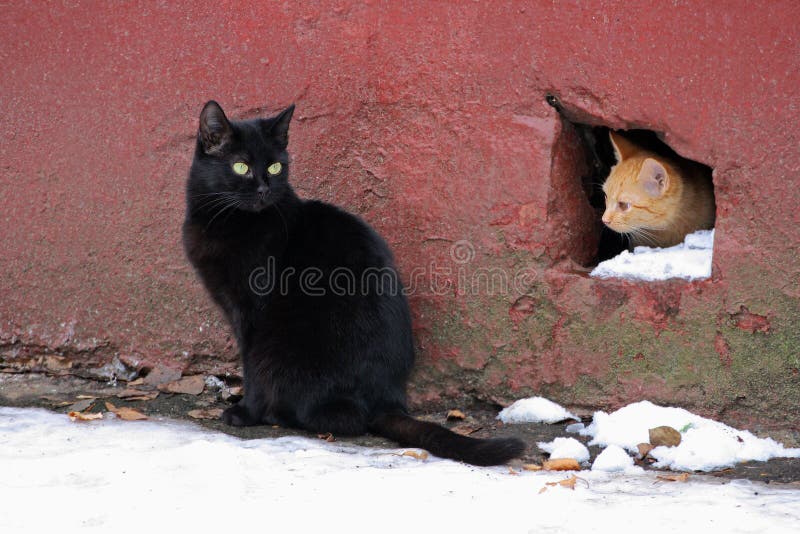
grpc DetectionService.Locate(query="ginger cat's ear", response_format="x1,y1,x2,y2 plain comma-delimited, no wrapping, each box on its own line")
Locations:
639,158,669,197
609,131,639,162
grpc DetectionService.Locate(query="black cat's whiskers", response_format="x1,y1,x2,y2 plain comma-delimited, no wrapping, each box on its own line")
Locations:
204,195,242,231
271,199,290,244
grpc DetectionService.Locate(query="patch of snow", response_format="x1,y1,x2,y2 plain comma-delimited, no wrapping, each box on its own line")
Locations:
592,444,642,473
580,401,800,472
537,437,590,464
590,229,714,281
1,408,800,533
566,422,585,433
497,396,577,424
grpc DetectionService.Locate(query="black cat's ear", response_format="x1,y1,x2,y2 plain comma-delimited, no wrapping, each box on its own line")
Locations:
265,104,295,149
199,101,233,155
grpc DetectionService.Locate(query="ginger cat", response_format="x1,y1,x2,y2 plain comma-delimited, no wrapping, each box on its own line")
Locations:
601,131,715,248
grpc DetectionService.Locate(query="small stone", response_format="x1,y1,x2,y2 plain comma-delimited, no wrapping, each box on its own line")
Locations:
649,426,682,448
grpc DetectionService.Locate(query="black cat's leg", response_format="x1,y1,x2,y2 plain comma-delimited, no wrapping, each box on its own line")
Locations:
222,402,260,427
300,398,368,437
222,349,271,427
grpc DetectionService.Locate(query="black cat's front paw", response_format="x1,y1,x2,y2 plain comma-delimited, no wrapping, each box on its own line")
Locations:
222,404,258,427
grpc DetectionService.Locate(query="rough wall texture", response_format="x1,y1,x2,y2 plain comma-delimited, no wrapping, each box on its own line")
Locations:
1,2,798,428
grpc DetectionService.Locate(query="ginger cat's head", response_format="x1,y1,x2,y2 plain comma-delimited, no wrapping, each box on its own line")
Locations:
601,132,682,244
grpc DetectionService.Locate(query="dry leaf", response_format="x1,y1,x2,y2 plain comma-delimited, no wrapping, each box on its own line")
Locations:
142,365,182,387
543,458,581,471
105,402,148,421
541,475,585,493
451,424,482,436
68,411,103,422
657,473,690,482
638,442,655,458
401,450,429,460
317,432,336,442
446,409,466,421
508,466,519,475
159,375,205,395
128,378,145,387
67,399,95,413
187,408,224,420
557,475,578,489
117,389,159,401
522,463,543,471
649,426,682,447
76,395,98,400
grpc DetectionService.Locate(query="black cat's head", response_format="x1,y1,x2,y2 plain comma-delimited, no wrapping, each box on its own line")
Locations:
188,100,295,213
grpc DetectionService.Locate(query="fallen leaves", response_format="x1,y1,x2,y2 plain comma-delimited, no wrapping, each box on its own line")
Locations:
317,432,336,443
187,408,224,420
538,475,587,494
141,365,182,387
67,398,96,413
522,463,543,471
158,375,205,395
637,443,655,458
656,473,690,483
542,458,581,471
117,389,160,401
451,424,482,436
105,402,148,421
446,409,466,421
401,450,429,461
68,411,103,422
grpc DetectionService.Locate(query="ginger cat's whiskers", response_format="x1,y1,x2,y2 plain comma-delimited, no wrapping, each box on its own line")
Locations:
601,131,715,249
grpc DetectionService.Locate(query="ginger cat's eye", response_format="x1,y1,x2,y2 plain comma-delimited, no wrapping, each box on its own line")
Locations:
267,162,282,175
618,201,630,211
232,162,249,175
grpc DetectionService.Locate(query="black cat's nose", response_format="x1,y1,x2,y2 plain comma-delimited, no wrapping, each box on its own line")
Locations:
257,185,269,198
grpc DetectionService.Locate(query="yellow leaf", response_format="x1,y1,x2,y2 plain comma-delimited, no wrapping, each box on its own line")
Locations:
68,411,103,422
446,409,466,421
401,450,429,460
543,458,581,471
522,463,543,471
558,475,578,489
656,473,690,482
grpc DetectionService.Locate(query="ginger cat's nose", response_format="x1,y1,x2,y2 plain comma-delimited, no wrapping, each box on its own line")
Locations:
601,212,612,225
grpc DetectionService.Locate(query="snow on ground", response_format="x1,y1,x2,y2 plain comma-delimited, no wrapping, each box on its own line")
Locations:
592,444,642,473
537,437,590,464
497,396,577,423
2,408,800,534
590,229,714,281
579,400,800,472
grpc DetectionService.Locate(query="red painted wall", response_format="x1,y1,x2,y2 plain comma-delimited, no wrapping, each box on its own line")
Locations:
2,2,798,426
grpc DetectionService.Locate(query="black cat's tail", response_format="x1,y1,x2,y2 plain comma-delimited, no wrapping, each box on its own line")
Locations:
368,412,525,466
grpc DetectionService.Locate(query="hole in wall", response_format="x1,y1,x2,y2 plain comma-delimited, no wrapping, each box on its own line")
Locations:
546,94,716,279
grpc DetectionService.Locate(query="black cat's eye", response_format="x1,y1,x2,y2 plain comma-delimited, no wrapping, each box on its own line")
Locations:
618,201,630,211
232,162,250,176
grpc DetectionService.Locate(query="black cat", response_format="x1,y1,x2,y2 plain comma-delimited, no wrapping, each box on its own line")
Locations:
182,101,525,466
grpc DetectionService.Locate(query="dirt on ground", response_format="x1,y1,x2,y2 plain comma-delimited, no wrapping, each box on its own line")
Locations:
2,372,799,486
